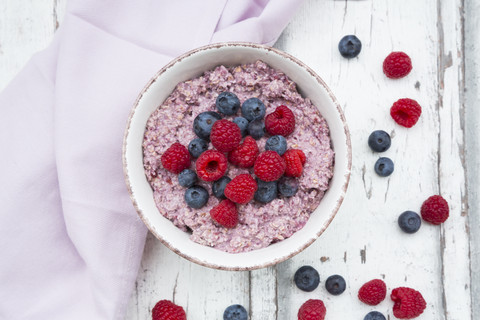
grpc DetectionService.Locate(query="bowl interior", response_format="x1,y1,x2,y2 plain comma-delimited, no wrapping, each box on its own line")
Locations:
124,43,351,270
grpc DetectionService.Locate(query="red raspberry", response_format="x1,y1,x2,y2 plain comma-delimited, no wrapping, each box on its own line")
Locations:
297,299,326,320
228,136,259,168
265,105,296,137
254,151,286,182
421,195,449,225
210,119,242,152
390,98,422,128
358,279,387,306
391,287,427,319
196,150,227,182
283,149,306,177
160,143,191,174
210,199,238,228
383,51,412,79
152,300,186,320
224,174,258,204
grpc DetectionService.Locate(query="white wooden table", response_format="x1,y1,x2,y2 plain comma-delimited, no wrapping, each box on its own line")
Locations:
1,1,478,319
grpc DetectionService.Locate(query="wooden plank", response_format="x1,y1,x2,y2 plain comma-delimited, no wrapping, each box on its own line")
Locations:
249,267,278,320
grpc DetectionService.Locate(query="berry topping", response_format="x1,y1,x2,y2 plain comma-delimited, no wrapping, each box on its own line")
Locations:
265,105,296,137
212,176,231,199
178,169,197,188
216,92,240,115
294,265,320,292
254,179,278,203
338,35,362,58
196,150,228,182
278,177,299,197
224,174,258,204
364,311,386,320
297,299,326,320
188,138,209,158
241,97,266,121
391,287,427,319
368,130,391,152
358,279,387,306
228,136,259,168
193,111,221,140
421,195,449,225
283,149,306,177
233,116,249,137
152,300,186,320
374,157,394,177
210,119,242,152
398,211,422,233
325,274,346,295
223,304,248,320
160,142,191,174
210,199,238,228
247,118,266,140
390,98,422,128
383,51,412,79
184,185,209,209
265,135,288,155
254,151,286,182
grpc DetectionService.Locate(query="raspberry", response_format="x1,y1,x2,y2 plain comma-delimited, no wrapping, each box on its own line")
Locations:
254,151,286,182
152,300,186,320
224,174,258,204
390,98,422,128
228,136,259,168
297,299,326,320
283,149,306,177
391,287,426,319
210,119,242,152
210,199,238,228
265,105,296,137
383,51,412,79
421,195,449,225
195,150,228,182
160,143,191,174
358,279,387,306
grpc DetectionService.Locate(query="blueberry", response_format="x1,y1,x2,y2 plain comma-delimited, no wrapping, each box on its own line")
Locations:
364,311,386,320
254,179,278,203
233,117,249,137
247,119,265,140
368,130,391,152
178,169,197,188
241,98,266,121
294,265,320,292
193,111,221,140
212,176,231,199
223,304,248,320
374,157,394,177
325,274,346,295
338,35,362,58
188,138,208,158
265,135,287,155
278,177,299,197
216,92,241,116
398,210,421,234
184,185,209,209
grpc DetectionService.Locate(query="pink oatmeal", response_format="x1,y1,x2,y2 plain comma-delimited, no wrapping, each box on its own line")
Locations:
143,60,334,253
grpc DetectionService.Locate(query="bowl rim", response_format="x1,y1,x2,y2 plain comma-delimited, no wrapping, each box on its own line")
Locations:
122,41,352,270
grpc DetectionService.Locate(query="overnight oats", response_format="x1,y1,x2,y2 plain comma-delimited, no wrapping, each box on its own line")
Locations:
142,60,334,253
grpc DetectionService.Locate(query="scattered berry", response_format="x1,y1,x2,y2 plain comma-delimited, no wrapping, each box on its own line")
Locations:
398,211,421,233
184,185,209,209
297,299,326,320
241,97,266,121
193,111,221,140
233,117,249,137
178,169,197,188
210,199,238,228
161,142,191,174
223,304,248,320
420,195,449,225
364,311,386,320
216,92,240,115
248,118,266,140
188,138,208,158
196,150,228,182
224,174,258,204
283,149,306,177
278,177,299,197
265,135,288,155
374,157,394,177
294,266,320,292
358,279,387,306
383,51,412,79
254,179,278,203
391,287,426,319
228,136,259,168
212,176,232,199
265,105,296,137
325,275,346,295
390,98,422,128
254,151,286,182
368,130,391,152
210,119,242,152
338,35,362,58
152,300,186,320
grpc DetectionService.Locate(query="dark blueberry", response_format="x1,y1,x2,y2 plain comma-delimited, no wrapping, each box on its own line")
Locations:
233,117,249,137
368,130,391,152
294,265,320,292
325,274,346,295
265,135,287,156
241,98,266,121
193,111,221,140
247,119,265,140
278,177,299,197
338,35,362,58
184,185,209,209
212,176,231,199
364,311,386,320
254,179,278,203
223,304,248,320
216,92,241,116
188,138,208,158
178,169,197,188
398,210,421,234
374,157,394,177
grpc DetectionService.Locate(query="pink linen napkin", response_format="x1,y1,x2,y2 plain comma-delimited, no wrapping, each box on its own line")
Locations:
0,0,304,319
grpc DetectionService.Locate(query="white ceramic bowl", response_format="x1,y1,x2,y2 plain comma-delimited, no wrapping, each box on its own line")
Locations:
123,42,351,270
